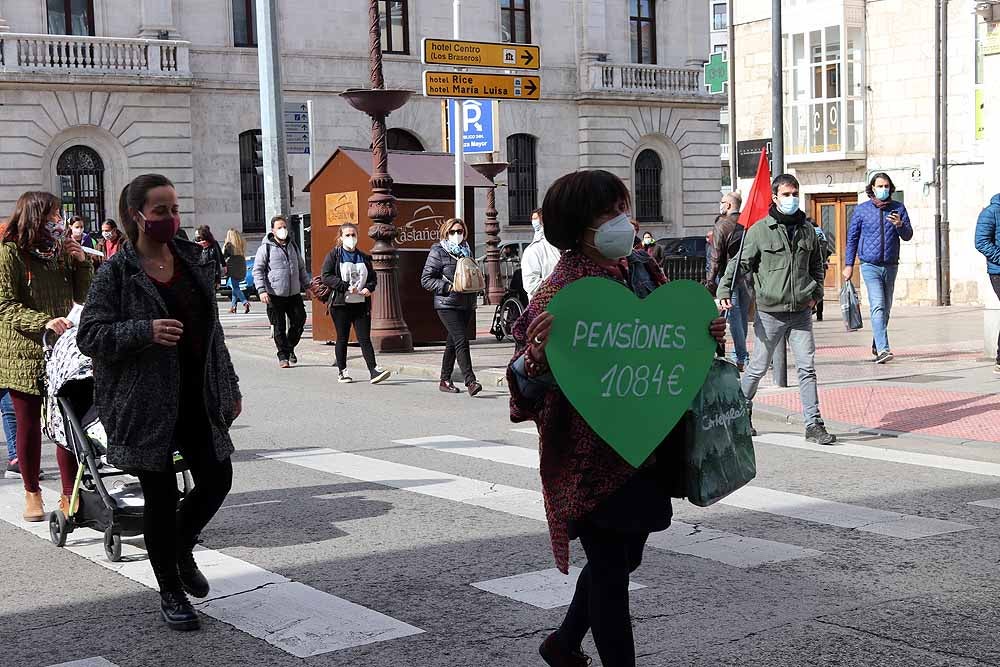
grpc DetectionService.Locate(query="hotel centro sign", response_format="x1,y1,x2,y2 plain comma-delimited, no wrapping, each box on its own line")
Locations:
422,38,540,70
394,200,450,250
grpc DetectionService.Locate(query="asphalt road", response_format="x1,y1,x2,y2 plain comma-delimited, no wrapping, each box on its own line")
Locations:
6,312,1000,667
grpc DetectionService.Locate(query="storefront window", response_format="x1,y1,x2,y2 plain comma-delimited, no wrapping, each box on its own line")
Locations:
784,22,863,159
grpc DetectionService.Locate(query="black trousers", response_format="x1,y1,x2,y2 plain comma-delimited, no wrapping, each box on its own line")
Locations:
331,303,377,372
992,275,1000,363
557,527,650,667
137,433,233,594
267,294,306,360
437,308,476,385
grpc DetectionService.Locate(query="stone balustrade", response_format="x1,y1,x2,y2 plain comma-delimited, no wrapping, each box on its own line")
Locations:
0,33,190,76
585,62,705,97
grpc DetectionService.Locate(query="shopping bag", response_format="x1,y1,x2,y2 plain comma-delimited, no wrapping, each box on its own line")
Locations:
684,358,757,507
840,282,863,331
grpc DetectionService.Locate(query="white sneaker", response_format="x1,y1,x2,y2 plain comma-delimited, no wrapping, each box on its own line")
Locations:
338,371,353,384
370,368,391,385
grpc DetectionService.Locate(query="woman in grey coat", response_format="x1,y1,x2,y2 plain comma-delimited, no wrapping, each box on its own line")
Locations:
78,174,241,633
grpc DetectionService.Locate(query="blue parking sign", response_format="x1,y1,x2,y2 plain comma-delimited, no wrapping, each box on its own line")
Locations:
448,100,499,155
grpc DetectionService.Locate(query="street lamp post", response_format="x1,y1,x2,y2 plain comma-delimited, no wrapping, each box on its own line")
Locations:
470,158,508,306
341,1,413,352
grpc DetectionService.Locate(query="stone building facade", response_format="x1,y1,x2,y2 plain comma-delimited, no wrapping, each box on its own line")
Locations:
0,0,724,247
732,0,990,305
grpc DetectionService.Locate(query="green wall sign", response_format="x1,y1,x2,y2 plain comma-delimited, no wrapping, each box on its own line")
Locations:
703,52,728,95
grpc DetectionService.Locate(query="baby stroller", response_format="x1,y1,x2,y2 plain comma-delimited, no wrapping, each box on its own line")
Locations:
43,326,192,562
489,268,529,342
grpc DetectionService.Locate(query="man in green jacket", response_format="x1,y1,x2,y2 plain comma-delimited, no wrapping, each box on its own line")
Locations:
718,174,836,445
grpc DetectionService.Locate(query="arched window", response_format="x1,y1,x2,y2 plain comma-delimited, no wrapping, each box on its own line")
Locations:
635,149,663,222
386,128,425,151
239,130,265,233
57,146,105,227
506,134,537,225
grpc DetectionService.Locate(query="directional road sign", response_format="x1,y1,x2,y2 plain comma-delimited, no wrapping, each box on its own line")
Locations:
422,38,540,71
283,102,311,155
447,100,499,154
423,72,540,101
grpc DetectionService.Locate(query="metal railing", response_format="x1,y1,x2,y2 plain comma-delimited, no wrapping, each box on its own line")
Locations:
0,33,190,75
587,62,704,96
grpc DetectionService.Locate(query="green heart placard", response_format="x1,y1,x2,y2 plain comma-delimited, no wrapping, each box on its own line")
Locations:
545,278,719,468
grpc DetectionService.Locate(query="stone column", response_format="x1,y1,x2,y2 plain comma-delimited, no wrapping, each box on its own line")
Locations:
0,0,9,32
138,0,178,37
578,0,609,92
981,12,1000,361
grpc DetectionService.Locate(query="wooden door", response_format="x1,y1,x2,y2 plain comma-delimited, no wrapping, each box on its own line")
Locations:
811,194,860,291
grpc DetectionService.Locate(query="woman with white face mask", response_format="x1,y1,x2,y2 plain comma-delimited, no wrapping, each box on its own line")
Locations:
321,223,390,384
420,218,482,396
506,170,727,667
68,216,100,252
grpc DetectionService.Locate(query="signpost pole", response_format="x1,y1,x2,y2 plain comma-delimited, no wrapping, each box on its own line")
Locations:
307,99,316,179
255,0,290,223
453,0,464,220
770,0,788,388
727,0,738,190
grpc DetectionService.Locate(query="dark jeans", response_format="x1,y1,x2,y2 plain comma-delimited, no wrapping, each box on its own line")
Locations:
992,275,1000,363
266,294,306,360
437,308,476,385
137,436,233,594
331,303,377,372
558,527,650,667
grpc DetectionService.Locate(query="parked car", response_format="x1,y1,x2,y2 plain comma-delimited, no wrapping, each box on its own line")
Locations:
217,257,259,301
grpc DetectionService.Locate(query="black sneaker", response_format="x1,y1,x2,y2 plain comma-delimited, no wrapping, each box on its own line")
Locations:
160,591,200,631
873,350,894,364
994,363,1000,375
177,549,210,599
4,459,44,480
289,352,298,366
747,404,758,437
369,368,391,385
805,424,837,445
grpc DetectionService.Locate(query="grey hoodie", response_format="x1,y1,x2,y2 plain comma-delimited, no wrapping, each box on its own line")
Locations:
253,233,310,297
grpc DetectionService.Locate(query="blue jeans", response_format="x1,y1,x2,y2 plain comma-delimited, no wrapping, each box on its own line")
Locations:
727,280,751,365
0,389,16,461
229,277,248,306
860,263,898,354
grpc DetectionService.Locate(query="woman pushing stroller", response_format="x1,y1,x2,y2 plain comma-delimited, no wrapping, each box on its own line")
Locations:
78,174,242,632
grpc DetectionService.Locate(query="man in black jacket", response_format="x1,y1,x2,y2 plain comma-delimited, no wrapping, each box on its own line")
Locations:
708,192,750,370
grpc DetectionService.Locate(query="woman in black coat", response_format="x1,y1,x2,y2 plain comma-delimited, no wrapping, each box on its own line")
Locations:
78,174,241,633
321,223,390,384
420,217,481,396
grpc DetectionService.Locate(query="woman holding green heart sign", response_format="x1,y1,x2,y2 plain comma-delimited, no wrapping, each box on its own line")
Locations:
508,170,727,667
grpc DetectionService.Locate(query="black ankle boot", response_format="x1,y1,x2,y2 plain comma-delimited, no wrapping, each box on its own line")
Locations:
160,590,200,631
177,548,210,599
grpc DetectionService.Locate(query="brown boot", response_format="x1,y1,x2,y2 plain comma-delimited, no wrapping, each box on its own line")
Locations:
59,494,73,516
23,491,44,522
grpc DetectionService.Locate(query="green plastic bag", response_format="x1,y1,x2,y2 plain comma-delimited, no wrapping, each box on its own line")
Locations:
684,358,757,507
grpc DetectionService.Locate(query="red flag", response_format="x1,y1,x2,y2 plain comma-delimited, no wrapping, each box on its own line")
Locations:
739,148,772,229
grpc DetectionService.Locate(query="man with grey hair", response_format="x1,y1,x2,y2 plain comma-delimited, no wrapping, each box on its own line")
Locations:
707,190,750,370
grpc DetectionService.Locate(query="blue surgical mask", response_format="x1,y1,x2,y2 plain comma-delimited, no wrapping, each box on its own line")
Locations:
874,187,890,201
587,213,635,260
776,196,800,216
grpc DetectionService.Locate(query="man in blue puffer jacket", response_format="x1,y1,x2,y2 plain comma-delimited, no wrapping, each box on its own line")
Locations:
843,172,913,364
974,192,1000,373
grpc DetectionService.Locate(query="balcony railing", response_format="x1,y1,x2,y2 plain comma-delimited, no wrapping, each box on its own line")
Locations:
585,62,705,97
721,143,730,160
0,33,190,76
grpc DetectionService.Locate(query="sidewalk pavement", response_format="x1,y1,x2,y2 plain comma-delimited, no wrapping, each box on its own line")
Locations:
225,302,999,446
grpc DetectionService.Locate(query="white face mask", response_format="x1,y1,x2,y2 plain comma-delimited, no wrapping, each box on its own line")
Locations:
720,203,729,215
274,227,289,241
587,212,634,260
102,230,114,240
448,232,465,245
71,226,84,239
342,236,358,251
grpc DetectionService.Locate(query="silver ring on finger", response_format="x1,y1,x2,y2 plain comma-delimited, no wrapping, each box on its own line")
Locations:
533,336,544,344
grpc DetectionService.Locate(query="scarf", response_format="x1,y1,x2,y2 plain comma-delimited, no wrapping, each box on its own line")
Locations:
442,239,471,258
870,194,892,210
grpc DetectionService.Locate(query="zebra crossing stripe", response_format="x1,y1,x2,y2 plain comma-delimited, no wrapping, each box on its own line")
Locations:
0,481,423,658
399,435,973,539
471,567,645,609
753,432,1000,478
45,659,120,667
262,447,818,568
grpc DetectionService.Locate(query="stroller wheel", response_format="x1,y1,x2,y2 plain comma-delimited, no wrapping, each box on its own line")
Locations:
104,529,122,562
49,510,69,547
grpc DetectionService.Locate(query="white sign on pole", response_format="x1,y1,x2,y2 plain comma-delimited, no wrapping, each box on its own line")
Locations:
447,100,499,155
284,102,311,155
